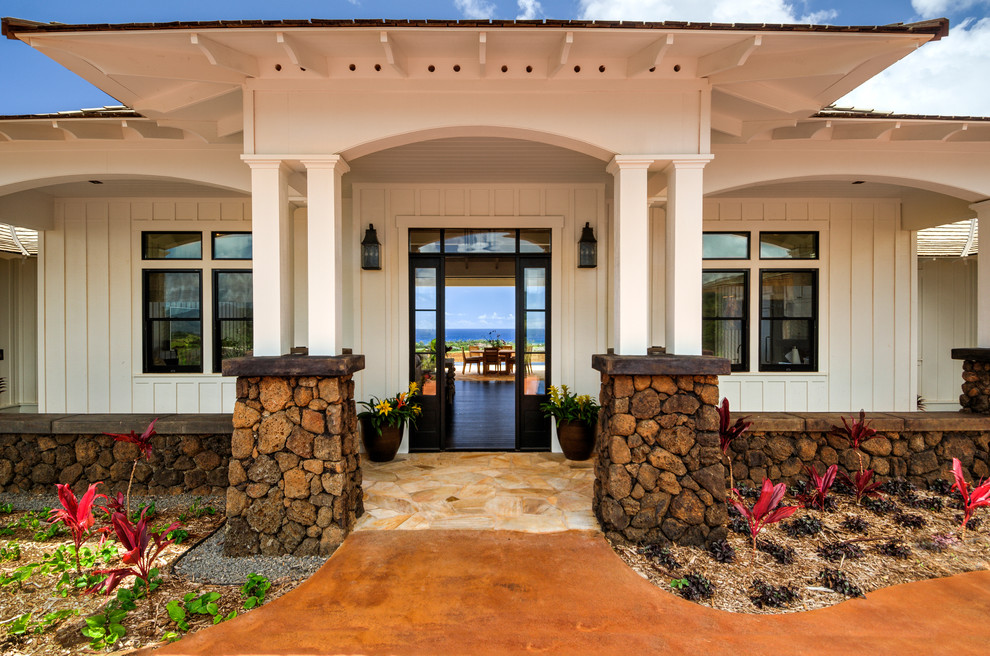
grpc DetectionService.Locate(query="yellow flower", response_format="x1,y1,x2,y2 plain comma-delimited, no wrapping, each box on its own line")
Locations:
412,405,422,416
408,381,420,395
375,400,392,416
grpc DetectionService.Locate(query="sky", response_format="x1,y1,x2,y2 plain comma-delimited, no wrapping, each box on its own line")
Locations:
1,0,989,116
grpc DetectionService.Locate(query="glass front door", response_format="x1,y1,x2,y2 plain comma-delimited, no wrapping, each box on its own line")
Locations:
408,229,550,451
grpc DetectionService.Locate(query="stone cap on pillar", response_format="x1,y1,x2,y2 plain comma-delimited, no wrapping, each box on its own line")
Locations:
592,353,730,375
951,348,990,362
222,354,366,377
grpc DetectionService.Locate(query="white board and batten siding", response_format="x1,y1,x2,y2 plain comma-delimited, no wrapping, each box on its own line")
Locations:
700,199,916,413
38,199,251,413
918,256,976,409
350,183,609,410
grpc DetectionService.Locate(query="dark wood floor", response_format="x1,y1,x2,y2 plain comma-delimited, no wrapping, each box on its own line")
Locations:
445,379,516,450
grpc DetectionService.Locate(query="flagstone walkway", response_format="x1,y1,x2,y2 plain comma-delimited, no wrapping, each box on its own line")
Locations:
141,529,990,656
355,452,597,532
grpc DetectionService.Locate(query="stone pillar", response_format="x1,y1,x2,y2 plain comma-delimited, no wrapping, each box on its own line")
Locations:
607,156,654,355
952,348,990,414
665,158,710,356
592,353,730,547
222,355,365,556
301,156,350,356
242,157,293,356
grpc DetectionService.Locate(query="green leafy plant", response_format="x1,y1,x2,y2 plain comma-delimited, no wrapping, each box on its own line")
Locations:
241,572,271,609
130,501,157,524
0,540,20,561
539,385,600,427
0,502,12,514
184,497,217,520
168,591,236,633
672,573,715,601
81,606,128,650
33,522,66,541
4,610,76,637
357,382,422,435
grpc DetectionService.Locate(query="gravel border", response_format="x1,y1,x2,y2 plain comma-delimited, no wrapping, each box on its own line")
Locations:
2,491,331,585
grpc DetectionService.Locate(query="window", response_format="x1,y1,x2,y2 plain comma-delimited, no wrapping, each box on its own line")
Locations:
213,271,253,372
142,232,202,260
760,270,817,371
702,271,748,371
702,230,820,373
141,230,252,374
143,271,202,373
212,232,252,259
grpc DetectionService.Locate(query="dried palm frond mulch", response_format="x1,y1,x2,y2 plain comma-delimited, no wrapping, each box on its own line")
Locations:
610,485,990,614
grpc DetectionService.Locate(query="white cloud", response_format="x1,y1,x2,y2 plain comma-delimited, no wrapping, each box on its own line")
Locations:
837,18,990,116
455,0,497,19
911,0,990,17
517,0,544,20
577,0,834,23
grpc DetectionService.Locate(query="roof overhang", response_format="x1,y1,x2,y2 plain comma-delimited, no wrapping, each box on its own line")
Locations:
1,17,951,144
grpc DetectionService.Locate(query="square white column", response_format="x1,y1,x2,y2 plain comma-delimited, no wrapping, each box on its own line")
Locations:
607,157,654,355
301,156,350,355
665,159,710,356
242,157,292,356
972,200,990,347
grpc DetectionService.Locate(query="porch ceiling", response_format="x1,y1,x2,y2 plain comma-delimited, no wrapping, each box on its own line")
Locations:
31,179,248,198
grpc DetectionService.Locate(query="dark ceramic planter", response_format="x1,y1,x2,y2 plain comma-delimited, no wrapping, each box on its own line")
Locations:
360,418,403,462
557,420,595,461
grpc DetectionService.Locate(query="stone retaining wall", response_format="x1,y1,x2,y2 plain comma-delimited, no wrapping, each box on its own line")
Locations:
0,415,231,496
222,355,364,558
729,412,990,489
953,350,990,414
592,354,731,548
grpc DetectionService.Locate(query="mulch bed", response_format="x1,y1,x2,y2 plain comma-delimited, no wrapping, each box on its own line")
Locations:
610,480,990,614
0,504,302,656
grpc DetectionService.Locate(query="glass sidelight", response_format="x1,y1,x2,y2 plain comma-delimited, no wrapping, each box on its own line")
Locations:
517,261,550,449
409,258,443,450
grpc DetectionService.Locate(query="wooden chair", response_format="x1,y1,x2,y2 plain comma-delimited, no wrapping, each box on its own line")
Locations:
500,349,515,375
461,347,482,374
481,347,501,375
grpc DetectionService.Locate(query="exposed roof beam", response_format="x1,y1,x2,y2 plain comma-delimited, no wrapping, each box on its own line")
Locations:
771,121,832,140
627,34,674,77
942,124,969,141
698,35,762,78
52,120,125,140
549,32,574,78
190,33,258,77
0,124,66,141
717,82,815,114
478,32,487,78
830,121,899,140
890,123,965,141
121,120,186,140
741,119,798,142
710,111,743,137
380,31,407,77
276,32,328,77
132,81,238,115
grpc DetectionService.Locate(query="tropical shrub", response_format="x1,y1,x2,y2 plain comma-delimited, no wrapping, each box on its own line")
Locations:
357,382,422,435
539,385,600,426
729,479,798,553
88,508,179,596
798,464,837,511
104,418,158,515
949,457,990,539
838,469,883,505
48,482,105,573
830,409,876,473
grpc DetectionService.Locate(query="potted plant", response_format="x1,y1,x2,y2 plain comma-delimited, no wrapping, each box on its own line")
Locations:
540,385,600,461
357,382,422,462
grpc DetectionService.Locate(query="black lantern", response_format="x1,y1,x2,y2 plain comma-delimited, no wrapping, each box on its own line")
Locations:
578,222,597,268
361,224,381,270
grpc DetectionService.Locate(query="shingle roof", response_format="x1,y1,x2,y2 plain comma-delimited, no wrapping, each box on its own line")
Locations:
815,107,990,122
0,106,139,121
2,16,950,40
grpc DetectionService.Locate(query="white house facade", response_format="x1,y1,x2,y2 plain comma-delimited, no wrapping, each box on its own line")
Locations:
0,17,988,453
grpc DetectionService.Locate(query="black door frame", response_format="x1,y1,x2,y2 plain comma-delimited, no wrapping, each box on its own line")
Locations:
407,229,551,451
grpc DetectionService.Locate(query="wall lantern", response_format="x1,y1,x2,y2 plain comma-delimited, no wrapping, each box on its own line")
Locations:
578,222,597,268
361,224,382,270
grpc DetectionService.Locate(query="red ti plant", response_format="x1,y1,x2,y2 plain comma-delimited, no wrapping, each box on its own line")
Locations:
48,482,106,574
798,464,837,511
830,409,877,474
104,418,158,517
838,469,883,505
88,508,180,596
717,398,752,493
730,478,798,554
950,457,990,540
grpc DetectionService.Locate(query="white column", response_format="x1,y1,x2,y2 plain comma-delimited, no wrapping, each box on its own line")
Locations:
665,159,710,356
972,200,990,347
607,156,654,355
301,156,350,355
242,157,292,356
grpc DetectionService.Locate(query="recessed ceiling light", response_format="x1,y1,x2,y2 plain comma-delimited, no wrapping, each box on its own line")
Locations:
852,180,865,184
88,180,103,184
